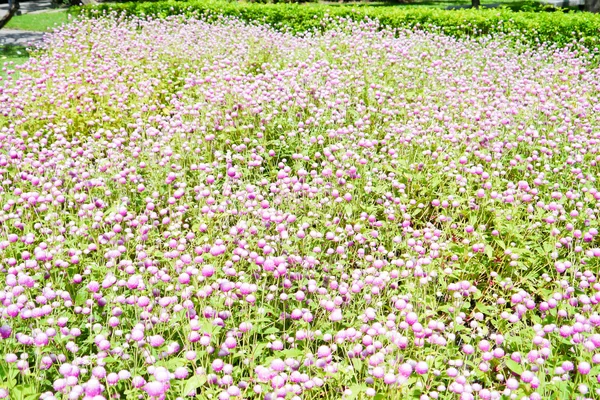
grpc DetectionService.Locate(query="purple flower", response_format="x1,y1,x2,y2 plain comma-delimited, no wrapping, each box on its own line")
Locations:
0,325,12,339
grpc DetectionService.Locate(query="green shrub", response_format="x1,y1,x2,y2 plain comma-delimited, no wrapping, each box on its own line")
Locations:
79,0,600,48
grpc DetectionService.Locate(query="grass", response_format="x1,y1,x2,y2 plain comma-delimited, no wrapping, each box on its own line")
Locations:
0,10,74,73
4,10,72,32
0,45,30,78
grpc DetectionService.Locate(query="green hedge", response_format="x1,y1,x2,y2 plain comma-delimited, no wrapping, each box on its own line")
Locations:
79,0,600,48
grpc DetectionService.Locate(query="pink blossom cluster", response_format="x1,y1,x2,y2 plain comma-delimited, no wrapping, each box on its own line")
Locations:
1,14,600,400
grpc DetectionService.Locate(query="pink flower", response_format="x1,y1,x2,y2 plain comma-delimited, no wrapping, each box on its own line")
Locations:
415,362,428,375
148,335,165,348
317,346,331,358
578,362,591,375
144,381,166,397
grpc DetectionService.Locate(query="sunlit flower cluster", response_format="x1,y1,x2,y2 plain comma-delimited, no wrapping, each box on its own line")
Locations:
1,14,600,400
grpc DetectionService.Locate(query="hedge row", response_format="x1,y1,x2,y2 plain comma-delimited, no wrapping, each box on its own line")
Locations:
79,0,600,48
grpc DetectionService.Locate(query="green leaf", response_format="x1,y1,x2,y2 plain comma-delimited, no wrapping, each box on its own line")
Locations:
484,244,493,259
344,204,353,218
251,342,267,359
10,387,23,400
10,385,37,400
263,327,279,334
182,374,207,396
153,250,164,259
352,357,363,373
282,348,304,358
494,238,506,250
165,357,187,369
505,359,523,375
75,290,87,306
0,364,8,385
346,384,367,400
476,302,493,315
200,319,220,336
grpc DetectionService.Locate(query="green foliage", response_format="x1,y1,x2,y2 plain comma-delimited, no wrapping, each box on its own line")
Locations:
79,0,600,48
0,45,30,78
5,10,73,32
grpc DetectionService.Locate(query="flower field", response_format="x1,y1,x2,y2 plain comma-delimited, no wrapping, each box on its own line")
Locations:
1,14,600,400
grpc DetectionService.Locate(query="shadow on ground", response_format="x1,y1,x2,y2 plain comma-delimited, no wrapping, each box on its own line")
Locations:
0,0,54,14
0,30,43,46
